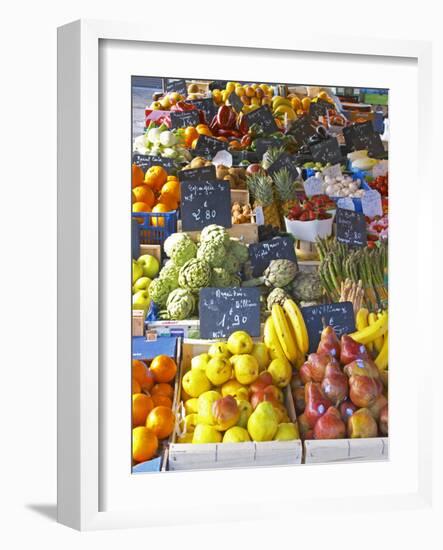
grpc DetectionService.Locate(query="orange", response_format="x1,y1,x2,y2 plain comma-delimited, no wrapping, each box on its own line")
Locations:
144,165,168,191
151,203,170,227
132,164,144,188
132,378,141,394
132,191,137,204
184,126,199,147
166,175,179,181
132,185,155,208
245,86,256,98
132,360,155,392
132,393,154,427
158,192,179,211
161,180,180,200
150,355,177,383
291,97,301,111
132,201,152,214
152,395,172,408
301,97,311,111
132,427,158,463
146,406,175,439
151,383,174,399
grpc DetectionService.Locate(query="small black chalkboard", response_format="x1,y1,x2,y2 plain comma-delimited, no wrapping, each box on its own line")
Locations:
180,180,232,231
194,134,228,158
248,236,297,277
209,80,227,91
132,153,176,173
169,110,200,129
245,105,278,134
346,122,385,159
186,98,218,124
287,115,316,145
309,101,328,118
267,152,299,181
342,126,355,152
301,301,356,353
179,164,216,182
336,208,367,248
255,138,284,157
310,137,343,165
165,78,187,96
199,287,261,339
229,92,244,113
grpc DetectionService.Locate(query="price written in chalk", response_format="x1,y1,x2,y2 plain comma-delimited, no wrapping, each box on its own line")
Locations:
336,207,367,248
164,78,187,96
199,287,261,339
248,236,297,277
180,180,231,231
169,110,200,129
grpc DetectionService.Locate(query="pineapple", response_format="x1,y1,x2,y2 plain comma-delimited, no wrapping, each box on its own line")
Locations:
261,146,285,170
273,167,299,216
247,172,282,229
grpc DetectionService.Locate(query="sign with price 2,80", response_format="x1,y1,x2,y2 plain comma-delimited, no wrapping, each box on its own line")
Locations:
199,287,261,339
180,179,232,231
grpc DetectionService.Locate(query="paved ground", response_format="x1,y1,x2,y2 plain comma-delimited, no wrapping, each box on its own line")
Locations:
132,86,162,139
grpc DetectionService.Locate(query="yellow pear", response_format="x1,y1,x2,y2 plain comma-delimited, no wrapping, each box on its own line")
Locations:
247,401,278,441
236,399,253,429
192,424,222,444
197,390,221,425
267,357,292,388
251,343,270,372
274,422,300,441
191,353,210,371
184,398,199,415
234,354,259,385
221,379,249,401
182,369,211,398
223,426,251,443
206,356,232,385
208,342,231,359
227,331,254,355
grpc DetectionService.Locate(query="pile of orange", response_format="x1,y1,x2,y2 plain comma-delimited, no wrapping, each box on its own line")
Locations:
131,355,177,463
132,165,181,227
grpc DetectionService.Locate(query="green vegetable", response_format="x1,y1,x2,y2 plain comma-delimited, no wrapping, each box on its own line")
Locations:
165,289,196,320
178,258,212,291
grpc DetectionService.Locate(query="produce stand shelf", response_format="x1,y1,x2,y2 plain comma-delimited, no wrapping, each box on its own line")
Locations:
304,437,389,464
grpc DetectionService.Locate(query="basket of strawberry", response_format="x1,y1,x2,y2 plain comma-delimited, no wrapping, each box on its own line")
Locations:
284,195,335,242
369,175,388,197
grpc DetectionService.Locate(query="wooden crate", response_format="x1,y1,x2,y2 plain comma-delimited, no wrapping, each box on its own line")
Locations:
177,220,258,244
304,437,389,464
139,244,161,263
168,339,302,471
231,189,249,205
132,310,146,337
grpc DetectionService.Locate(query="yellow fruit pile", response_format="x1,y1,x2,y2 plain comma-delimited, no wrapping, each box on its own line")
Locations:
212,82,274,114
354,308,388,371
177,331,300,444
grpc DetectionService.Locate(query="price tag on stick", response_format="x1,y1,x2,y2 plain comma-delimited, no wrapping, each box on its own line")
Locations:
336,208,367,248
180,180,232,231
164,78,187,96
310,137,343,165
287,115,316,145
169,110,200,129
199,287,261,339
248,236,297,277
179,165,216,183
301,302,356,353
229,92,244,113
245,105,278,134
194,134,228,158
267,153,300,180
132,153,177,174
186,97,218,123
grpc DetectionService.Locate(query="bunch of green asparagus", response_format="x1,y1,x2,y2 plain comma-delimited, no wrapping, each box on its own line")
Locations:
316,237,388,311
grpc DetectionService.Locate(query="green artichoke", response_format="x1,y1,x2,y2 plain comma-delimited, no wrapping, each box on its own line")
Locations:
170,235,197,267
229,274,242,287
200,224,230,247
196,240,226,268
266,287,290,310
166,289,196,320
229,239,249,264
163,233,186,257
224,253,241,274
288,271,323,303
178,258,211,291
159,260,180,288
148,277,173,308
263,259,298,288
210,267,231,287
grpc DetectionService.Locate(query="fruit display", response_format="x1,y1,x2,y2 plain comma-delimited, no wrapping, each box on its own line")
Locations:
130,76,390,471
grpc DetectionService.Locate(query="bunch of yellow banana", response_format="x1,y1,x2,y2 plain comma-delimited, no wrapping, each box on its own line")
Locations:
353,308,388,371
264,300,309,368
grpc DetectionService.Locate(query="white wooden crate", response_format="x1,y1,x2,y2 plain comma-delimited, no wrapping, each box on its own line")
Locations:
168,339,302,471
304,437,389,464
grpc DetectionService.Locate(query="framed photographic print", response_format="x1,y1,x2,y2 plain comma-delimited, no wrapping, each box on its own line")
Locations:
58,19,435,532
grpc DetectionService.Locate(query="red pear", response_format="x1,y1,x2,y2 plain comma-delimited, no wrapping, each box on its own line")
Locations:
340,335,369,365
321,362,349,406
304,382,331,428
300,353,336,384
297,413,313,440
349,375,382,408
379,403,388,435
347,408,378,438
317,325,341,359
250,384,280,409
250,372,273,394
368,394,388,421
314,406,346,439
339,399,357,422
344,358,380,380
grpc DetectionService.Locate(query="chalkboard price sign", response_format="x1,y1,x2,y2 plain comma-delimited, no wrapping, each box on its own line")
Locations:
199,287,261,339
132,153,176,173
194,134,228,158
301,301,356,353
267,152,300,181
346,122,385,159
180,180,232,231
179,164,216,183
255,138,284,156
310,137,343,165
186,98,218,123
229,92,244,113
336,207,367,248
209,80,227,91
248,236,297,277
169,109,200,129
309,101,329,118
287,115,316,145
165,78,187,96
245,105,279,134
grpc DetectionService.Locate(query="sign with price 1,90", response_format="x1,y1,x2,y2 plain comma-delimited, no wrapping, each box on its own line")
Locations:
180,180,232,231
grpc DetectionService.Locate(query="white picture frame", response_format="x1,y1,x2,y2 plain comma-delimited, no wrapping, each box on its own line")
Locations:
58,19,436,532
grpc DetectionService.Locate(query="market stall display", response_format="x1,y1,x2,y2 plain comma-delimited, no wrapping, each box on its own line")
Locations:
130,77,389,471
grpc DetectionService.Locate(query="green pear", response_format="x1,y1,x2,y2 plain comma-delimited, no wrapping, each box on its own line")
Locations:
236,399,253,429
132,260,143,283
206,357,232,385
191,353,210,371
208,342,231,359
132,276,152,293
247,401,278,441
192,424,222,444
274,422,300,441
251,343,270,372
223,426,251,443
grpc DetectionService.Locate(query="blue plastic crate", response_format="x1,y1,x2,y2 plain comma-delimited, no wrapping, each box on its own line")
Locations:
132,218,140,259
132,210,178,246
